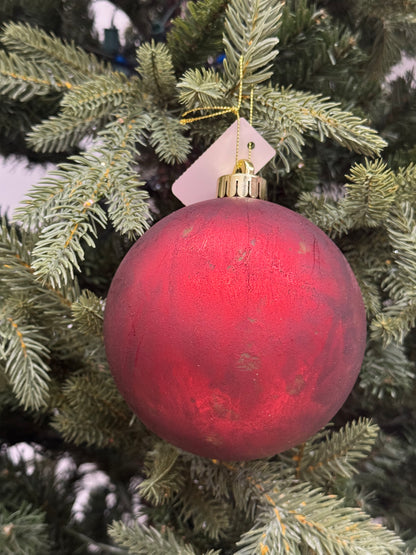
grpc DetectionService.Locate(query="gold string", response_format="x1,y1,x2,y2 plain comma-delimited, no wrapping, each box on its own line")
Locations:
180,56,246,165
248,86,254,162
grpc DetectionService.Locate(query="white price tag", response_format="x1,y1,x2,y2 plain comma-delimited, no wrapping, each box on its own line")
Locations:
172,118,276,206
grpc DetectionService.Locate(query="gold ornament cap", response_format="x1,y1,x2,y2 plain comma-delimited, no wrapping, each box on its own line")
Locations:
217,159,267,200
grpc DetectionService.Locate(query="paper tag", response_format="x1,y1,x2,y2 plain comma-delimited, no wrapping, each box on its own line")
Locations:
172,118,276,206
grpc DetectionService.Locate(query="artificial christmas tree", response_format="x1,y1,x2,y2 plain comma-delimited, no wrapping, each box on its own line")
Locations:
0,0,415,553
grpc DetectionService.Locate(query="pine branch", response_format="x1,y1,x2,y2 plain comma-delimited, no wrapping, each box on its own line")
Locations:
360,342,415,400
177,483,233,541
60,73,138,120
30,196,107,288
342,160,398,227
340,230,392,316
133,448,235,542
223,0,282,88
27,113,106,153
383,201,416,296
27,74,140,153
0,218,34,268
292,419,380,486
394,163,416,206
274,1,371,103
105,178,150,241
167,0,228,73
13,169,71,230
354,3,416,77
17,113,150,287
256,87,386,169
0,51,71,101
178,67,228,109
139,442,186,505
0,503,49,555
236,482,404,554
0,219,80,335
187,449,404,554
370,296,416,345
52,369,142,449
149,111,191,164
1,21,109,80
108,521,211,555
136,41,177,102
71,290,105,337
296,192,352,238
348,273,381,318
0,315,50,411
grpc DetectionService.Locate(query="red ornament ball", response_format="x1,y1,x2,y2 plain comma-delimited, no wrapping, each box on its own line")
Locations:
104,197,366,460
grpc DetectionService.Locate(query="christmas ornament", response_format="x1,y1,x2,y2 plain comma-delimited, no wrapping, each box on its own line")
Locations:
104,160,366,460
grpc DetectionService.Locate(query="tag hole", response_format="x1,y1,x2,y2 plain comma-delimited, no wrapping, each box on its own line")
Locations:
247,142,255,150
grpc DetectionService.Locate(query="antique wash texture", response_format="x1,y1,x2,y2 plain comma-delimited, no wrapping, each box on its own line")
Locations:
104,197,367,460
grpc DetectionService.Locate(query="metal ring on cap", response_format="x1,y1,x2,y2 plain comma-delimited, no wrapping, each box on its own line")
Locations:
217,159,267,199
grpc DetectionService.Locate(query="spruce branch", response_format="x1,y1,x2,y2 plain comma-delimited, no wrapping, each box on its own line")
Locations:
274,1,371,103
223,0,282,87
63,528,129,555
236,481,404,554
360,342,415,400
383,201,416,296
13,169,72,230
105,178,150,241
0,51,71,101
30,198,107,288
18,113,150,287
256,87,386,165
177,483,233,541
340,231,392,316
167,0,228,73
60,73,138,120
136,448,234,542
291,419,380,486
139,442,186,505
109,521,219,555
349,273,382,318
136,41,177,102
0,503,49,555
353,2,416,76
52,370,141,449
149,111,191,164
370,296,416,345
27,113,106,153
186,457,264,522
0,218,34,269
296,192,352,238
0,218,79,315
0,220,76,408
0,316,50,411
177,68,228,109
342,160,398,227
187,456,240,501
27,74,141,154
1,21,109,80
188,448,404,553
394,163,416,206
71,290,105,337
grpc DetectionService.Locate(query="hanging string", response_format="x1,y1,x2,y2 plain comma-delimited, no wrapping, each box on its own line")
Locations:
180,56,247,165
248,86,254,162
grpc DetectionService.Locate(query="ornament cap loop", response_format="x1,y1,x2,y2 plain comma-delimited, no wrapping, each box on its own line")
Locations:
217,159,267,200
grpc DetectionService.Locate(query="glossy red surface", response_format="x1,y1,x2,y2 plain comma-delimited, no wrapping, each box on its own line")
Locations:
104,197,366,460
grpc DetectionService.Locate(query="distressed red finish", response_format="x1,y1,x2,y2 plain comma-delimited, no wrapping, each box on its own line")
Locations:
104,197,366,460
